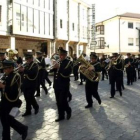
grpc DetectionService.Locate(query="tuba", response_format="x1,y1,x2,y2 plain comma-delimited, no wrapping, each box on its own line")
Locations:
77,54,100,82
6,49,18,61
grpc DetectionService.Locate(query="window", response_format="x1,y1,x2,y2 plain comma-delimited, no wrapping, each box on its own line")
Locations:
136,38,139,46
96,25,104,34
34,10,39,34
128,22,133,29
72,23,74,31
21,6,27,32
128,38,133,46
15,3,21,31
28,8,33,33
97,37,104,49
60,19,63,28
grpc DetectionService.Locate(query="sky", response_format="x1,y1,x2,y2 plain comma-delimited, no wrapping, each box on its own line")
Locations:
85,0,140,23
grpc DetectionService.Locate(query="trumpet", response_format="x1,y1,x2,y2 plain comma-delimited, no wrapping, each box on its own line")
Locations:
50,59,60,69
14,63,27,72
0,73,7,84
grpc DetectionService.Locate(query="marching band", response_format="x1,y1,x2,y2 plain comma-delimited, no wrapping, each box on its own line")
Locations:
0,47,140,139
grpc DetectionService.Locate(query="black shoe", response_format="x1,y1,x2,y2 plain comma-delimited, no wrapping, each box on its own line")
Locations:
35,107,39,115
55,117,65,122
85,104,92,108
68,95,72,102
110,96,114,98
79,82,83,85
67,109,72,120
98,99,101,105
120,92,122,96
22,112,31,117
49,82,52,87
34,94,40,97
22,126,28,140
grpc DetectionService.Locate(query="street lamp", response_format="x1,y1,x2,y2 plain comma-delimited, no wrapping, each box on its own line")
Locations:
136,27,140,52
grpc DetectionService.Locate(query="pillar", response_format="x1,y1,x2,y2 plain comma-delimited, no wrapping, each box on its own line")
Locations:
10,36,15,50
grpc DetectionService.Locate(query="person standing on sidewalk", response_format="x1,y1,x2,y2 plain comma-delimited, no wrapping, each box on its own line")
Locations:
50,48,72,122
0,60,28,140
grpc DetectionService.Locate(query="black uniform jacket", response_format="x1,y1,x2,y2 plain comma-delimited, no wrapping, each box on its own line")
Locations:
86,61,102,83
50,59,72,89
1,72,20,107
22,61,39,89
109,59,123,77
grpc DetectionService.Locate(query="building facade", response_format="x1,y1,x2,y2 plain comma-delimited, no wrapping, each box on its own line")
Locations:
53,0,91,57
0,0,91,57
94,13,140,56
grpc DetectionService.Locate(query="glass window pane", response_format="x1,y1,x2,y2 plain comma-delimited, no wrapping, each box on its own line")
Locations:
28,8,33,33
28,0,33,4
34,10,39,34
21,6,27,32
34,0,38,6
40,11,44,34
45,13,49,35
14,3,21,31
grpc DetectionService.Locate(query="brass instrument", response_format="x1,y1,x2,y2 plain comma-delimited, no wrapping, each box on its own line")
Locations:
14,63,27,72
77,54,100,82
112,54,122,65
50,53,60,69
6,49,18,61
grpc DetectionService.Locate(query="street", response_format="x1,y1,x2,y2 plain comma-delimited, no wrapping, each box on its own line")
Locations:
1,76,140,140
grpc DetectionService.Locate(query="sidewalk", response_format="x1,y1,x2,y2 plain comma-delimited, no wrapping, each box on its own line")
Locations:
1,76,140,140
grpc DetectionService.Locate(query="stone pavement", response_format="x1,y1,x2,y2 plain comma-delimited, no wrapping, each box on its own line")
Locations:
1,76,140,140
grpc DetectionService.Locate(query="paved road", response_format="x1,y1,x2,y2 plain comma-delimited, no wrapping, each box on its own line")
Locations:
1,76,140,140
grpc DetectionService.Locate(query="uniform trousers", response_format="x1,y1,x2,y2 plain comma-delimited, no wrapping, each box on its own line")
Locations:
54,88,71,118
110,76,122,97
23,88,39,113
85,81,101,105
1,103,27,140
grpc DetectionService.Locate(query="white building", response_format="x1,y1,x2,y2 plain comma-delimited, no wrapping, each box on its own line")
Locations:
0,0,91,57
53,0,91,57
94,12,140,56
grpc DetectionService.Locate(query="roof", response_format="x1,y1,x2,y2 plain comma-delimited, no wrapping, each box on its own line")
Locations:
96,12,140,24
119,12,140,19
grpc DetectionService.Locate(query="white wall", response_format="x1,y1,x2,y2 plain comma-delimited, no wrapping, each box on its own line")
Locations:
12,0,54,39
0,0,8,35
56,0,68,40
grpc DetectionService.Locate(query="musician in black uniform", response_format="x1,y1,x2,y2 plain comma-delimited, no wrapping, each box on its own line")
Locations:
124,53,133,85
19,53,39,116
137,54,140,79
100,55,108,80
50,48,72,122
73,54,79,81
83,54,102,108
0,60,28,140
131,55,137,82
35,51,48,97
0,52,6,98
109,53,123,98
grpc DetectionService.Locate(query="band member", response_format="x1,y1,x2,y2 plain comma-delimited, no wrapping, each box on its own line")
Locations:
0,60,28,140
0,52,6,98
100,55,108,80
124,53,133,85
83,54,102,108
137,54,140,79
19,53,39,116
50,48,72,122
73,54,79,81
109,53,123,98
35,51,48,97
131,55,137,82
